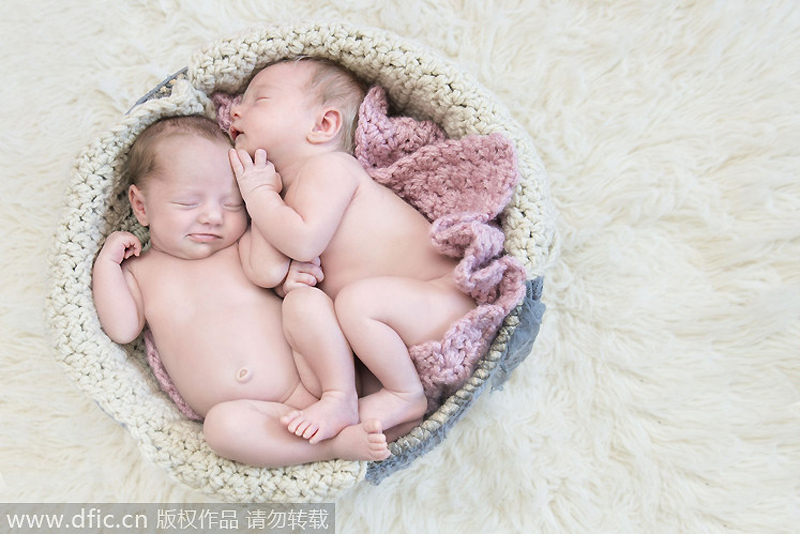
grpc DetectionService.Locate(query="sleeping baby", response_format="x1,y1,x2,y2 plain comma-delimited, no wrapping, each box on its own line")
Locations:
91,114,391,467
228,57,477,444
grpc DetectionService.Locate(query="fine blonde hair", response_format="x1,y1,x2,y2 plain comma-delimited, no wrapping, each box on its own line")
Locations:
127,115,231,187
293,57,367,154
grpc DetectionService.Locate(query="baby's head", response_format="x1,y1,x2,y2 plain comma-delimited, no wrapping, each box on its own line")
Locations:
126,115,247,259
298,58,367,154
128,115,232,188
231,58,367,156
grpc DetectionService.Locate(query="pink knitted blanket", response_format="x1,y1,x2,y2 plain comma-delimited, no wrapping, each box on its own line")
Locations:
146,86,527,420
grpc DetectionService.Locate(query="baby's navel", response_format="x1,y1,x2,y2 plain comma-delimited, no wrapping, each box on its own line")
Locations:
236,367,252,383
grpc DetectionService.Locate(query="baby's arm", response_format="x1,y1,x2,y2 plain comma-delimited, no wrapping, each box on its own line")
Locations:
230,148,358,262
238,226,291,289
91,231,145,344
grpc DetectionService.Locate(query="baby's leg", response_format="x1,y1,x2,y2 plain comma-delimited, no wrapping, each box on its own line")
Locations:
203,399,389,467
280,287,359,443
335,276,475,431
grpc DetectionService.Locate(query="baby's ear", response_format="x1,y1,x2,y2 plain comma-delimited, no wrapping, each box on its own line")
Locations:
128,185,150,227
308,108,342,144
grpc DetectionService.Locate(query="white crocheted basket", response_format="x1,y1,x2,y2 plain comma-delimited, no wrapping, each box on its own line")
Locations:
46,21,555,502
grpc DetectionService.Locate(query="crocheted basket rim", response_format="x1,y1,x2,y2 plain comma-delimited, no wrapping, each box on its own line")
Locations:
46,21,555,503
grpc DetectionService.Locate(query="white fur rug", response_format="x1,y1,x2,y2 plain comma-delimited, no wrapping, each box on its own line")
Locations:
2,1,798,532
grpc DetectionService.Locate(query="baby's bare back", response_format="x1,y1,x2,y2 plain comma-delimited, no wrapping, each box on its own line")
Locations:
127,246,305,416
318,172,460,297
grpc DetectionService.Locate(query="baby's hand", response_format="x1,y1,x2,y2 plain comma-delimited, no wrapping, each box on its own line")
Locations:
229,148,282,198
98,231,142,265
282,257,324,294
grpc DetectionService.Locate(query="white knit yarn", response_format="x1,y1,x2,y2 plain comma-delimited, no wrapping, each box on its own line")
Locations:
45,21,555,503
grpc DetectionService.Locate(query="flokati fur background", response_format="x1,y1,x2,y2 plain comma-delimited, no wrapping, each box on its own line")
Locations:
1,1,798,532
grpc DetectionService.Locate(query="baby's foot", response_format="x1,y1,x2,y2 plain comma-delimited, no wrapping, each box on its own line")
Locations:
359,388,428,432
332,419,391,462
281,391,359,444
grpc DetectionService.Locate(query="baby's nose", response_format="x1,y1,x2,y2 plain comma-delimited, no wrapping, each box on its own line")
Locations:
230,101,242,119
199,203,224,224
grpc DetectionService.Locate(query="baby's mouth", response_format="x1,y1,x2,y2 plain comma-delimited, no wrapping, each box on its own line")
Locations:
188,233,221,243
229,126,241,142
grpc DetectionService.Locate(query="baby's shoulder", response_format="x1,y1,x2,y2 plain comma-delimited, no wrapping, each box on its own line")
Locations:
305,151,365,176
121,248,158,279
296,152,365,192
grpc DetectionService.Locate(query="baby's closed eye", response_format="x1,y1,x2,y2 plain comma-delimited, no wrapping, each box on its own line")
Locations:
171,200,199,208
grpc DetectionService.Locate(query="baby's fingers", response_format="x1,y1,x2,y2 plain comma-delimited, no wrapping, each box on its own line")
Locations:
103,232,141,263
119,234,142,259
285,273,319,291
307,263,324,283
122,248,137,260
307,257,323,282
293,260,324,283
228,149,244,176
229,148,255,177
254,148,268,166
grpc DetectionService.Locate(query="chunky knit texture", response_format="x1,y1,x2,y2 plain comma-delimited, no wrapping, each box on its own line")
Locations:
45,21,554,503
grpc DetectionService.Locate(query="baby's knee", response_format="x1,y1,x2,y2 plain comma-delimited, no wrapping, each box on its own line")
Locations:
336,278,387,309
283,286,330,320
203,402,246,458
333,282,375,327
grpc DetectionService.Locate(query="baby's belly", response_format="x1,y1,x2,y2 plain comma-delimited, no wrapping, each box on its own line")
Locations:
150,318,309,417
168,355,302,417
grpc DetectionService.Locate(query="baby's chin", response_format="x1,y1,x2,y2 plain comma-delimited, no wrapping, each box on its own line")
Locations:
233,137,254,156
177,248,220,261
152,243,224,262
